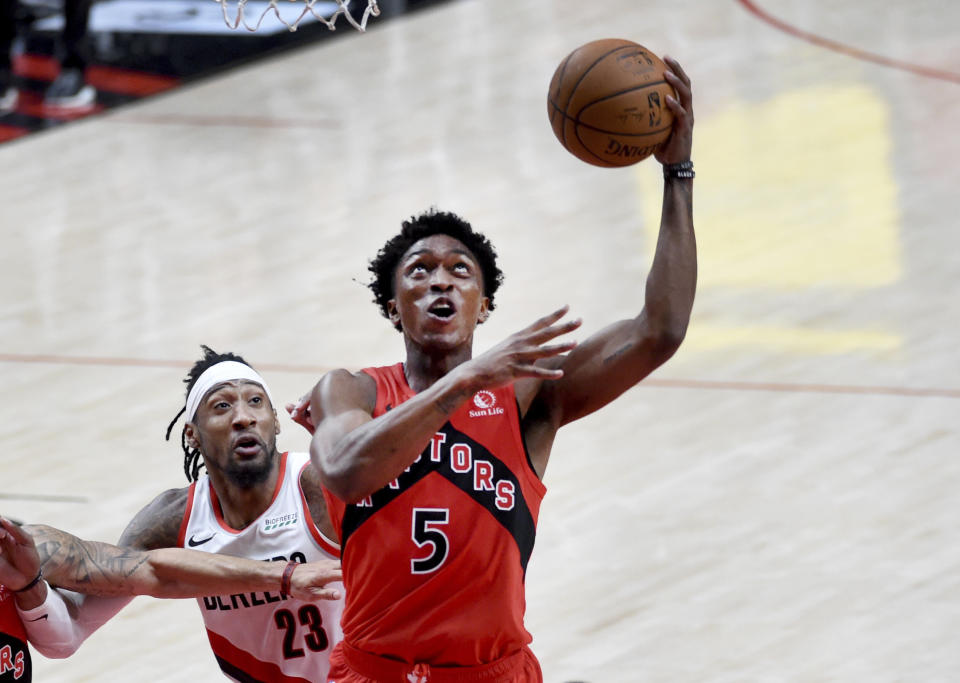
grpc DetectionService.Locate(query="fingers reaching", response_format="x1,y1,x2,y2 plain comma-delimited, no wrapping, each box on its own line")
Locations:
516,307,581,356
0,518,29,545
525,306,582,342
512,364,564,380
286,394,316,434
467,306,582,387
306,587,342,601
663,56,690,87
655,55,694,165
662,58,692,114
290,560,343,601
526,305,570,332
531,318,582,344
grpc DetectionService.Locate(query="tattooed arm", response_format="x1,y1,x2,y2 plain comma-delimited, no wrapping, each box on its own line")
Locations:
0,488,188,609
1,518,137,658
2,520,341,602
0,489,191,657
2,510,340,657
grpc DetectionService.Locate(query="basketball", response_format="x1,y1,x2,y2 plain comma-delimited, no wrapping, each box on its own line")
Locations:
548,39,676,168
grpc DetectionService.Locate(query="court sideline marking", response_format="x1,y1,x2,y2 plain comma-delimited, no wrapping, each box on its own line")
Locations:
737,0,960,85
114,113,341,129
1,352,958,399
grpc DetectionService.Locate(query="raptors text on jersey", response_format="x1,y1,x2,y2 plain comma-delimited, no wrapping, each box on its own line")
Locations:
323,363,547,666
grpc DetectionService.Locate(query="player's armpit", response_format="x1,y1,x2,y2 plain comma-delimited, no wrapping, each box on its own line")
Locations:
539,314,684,427
118,486,190,550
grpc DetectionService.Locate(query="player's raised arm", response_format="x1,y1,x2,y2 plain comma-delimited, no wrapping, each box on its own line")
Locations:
532,55,696,430
309,307,580,503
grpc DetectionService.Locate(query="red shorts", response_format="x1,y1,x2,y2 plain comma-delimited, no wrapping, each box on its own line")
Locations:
326,642,543,683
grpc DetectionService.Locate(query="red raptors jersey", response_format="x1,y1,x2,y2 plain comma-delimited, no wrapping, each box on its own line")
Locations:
0,586,30,682
323,363,547,666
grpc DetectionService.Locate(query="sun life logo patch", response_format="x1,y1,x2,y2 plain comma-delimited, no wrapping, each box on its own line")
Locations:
469,390,504,418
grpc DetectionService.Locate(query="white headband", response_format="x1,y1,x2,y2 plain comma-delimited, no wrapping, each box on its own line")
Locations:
185,361,275,422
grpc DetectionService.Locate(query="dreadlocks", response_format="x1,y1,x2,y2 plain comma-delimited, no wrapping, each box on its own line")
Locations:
165,345,253,482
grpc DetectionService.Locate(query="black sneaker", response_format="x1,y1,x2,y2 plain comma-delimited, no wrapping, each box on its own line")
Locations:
0,69,17,112
44,67,96,108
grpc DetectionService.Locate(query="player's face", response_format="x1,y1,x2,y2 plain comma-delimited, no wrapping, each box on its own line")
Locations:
188,380,280,489
389,234,490,351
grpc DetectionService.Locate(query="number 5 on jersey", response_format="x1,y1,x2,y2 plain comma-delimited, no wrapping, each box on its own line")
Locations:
411,508,449,574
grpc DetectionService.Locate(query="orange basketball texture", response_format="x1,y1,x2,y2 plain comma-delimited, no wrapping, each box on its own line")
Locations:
548,39,676,167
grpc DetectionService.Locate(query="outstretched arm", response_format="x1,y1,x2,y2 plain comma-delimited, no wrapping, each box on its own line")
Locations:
310,308,581,503
1,515,342,656
1,491,188,657
2,519,133,658
2,520,341,601
526,56,696,439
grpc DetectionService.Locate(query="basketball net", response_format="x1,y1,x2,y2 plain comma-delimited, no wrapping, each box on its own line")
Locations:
217,0,380,32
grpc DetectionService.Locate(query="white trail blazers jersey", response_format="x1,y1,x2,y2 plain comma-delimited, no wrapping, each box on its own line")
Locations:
178,451,343,683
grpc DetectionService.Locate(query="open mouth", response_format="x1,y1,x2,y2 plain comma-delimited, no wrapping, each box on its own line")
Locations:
428,299,456,320
233,435,262,457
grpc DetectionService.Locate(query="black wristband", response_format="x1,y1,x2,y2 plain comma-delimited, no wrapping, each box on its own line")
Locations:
663,160,695,180
14,570,43,593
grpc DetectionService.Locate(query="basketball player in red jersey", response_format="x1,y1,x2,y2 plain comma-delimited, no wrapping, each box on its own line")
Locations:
293,57,695,682
0,591,28,682
15,347,346,682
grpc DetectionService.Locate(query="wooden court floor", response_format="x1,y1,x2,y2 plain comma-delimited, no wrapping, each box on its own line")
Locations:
1,0,958,680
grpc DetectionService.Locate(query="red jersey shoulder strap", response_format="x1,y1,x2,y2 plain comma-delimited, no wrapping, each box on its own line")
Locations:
361,363,411,416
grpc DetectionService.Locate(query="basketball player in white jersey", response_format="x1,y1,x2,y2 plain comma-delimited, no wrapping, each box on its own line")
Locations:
19,346,344,683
